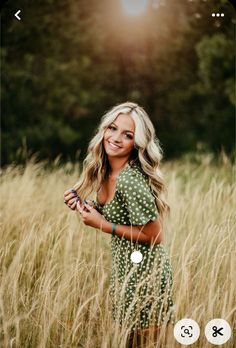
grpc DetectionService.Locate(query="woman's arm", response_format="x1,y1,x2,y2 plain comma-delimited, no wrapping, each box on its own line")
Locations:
101,219,162,245
77,201,162,245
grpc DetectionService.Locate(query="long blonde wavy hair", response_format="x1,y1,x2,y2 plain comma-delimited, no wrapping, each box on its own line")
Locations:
73,101,170,219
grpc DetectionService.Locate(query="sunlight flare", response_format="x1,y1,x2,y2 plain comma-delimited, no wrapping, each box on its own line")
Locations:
121,0,148,16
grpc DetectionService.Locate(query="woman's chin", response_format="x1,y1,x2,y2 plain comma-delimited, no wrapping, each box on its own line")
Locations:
106,151,122,157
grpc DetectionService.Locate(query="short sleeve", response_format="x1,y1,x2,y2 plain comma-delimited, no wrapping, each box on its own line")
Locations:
117,167,159,225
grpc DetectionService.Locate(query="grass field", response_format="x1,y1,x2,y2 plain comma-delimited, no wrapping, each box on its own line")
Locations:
0,153,235,347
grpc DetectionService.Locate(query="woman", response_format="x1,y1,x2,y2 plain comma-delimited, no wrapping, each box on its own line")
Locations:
64,102,174,347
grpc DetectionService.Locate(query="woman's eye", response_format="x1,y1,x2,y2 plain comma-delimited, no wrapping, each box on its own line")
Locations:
107,126,133,139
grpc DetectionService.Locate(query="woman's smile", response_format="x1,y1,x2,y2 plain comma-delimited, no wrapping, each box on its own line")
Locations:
107,140,122,150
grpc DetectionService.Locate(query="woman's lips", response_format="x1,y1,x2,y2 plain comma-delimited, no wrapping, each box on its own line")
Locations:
107,141,122,150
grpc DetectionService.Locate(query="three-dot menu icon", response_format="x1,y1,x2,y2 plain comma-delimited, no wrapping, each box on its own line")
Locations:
212,13,224,17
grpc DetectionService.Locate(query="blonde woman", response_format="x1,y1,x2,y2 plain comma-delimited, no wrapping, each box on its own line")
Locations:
64,102,174,346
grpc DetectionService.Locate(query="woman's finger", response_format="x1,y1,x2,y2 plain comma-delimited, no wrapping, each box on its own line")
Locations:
64,190,73,198
65,188,77,195
83,202,93,212
76,201,82,213
70,201,77,209
68,197,77,205
64,196,77,206
64,201,75,210
64,192,77,201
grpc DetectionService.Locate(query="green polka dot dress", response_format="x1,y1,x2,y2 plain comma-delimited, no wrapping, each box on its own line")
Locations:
96,162,175,332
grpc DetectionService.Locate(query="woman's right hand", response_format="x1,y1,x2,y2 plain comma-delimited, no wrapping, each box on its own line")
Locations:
64,189,79,211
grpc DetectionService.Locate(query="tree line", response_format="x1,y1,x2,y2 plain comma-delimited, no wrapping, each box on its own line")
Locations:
1,0,235,166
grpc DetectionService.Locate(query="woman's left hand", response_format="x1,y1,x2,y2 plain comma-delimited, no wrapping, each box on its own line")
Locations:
76,201,106,229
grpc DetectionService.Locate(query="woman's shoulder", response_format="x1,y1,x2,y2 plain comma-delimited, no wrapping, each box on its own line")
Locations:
116,162,159,225
117,162,148,191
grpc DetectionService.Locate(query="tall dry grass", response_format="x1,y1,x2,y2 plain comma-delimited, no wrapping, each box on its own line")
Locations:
0,153,235,348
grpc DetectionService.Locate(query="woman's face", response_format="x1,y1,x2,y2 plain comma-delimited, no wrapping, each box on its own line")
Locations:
103,113,135,159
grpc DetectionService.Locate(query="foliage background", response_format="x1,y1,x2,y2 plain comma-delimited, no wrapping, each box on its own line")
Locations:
1,0,235,165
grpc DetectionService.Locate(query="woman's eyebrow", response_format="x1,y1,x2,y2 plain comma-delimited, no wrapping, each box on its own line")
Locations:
111,122,134,134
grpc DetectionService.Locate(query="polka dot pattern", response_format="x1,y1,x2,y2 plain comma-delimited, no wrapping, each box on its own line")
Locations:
96,163,175,331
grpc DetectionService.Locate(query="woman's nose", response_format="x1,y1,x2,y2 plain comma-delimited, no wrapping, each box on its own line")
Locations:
111,133,122,142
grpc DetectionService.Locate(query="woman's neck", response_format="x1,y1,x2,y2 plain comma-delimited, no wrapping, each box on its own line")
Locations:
108,157,129,176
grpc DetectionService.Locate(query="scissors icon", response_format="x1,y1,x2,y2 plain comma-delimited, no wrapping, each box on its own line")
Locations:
212,326,224,337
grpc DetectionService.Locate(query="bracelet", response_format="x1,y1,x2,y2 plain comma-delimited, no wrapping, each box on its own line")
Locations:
111,223,117,236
